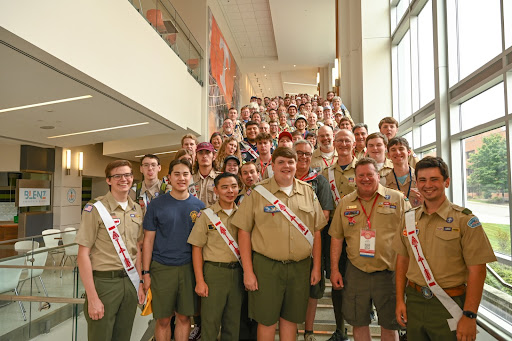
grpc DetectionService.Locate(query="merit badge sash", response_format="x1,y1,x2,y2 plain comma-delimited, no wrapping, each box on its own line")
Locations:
240,141,259,159
93,201,140,294
405,209,462,331
328,168,342,206
254,185,314,247
203,208,241,264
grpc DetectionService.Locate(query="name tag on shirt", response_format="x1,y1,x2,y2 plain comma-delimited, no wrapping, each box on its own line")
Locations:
360,229,376,257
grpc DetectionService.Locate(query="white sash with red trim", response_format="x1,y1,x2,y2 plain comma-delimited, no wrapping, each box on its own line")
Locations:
405,210,462,331
93,201,140,294
240,141,259,159
253,185,314,247
328,168,341,206
203,208,241,264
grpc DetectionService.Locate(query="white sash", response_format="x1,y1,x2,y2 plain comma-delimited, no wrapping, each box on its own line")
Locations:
405,210,462,331
328,168,341,206
240,141,259,159
93,201,140,294
203,208,241,264
253,185,314,247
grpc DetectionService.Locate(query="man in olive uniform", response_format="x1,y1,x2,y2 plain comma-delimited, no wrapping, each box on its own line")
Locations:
192,142,220,207
232,147,327,341
131,154,167,215
394,156,496,340
76,160,145,341
188,172,243,341
311,126,338,172
330,157,409,341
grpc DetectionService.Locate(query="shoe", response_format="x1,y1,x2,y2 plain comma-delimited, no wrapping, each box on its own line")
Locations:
326,330,341,341
305,333,317,341
189,325,201,341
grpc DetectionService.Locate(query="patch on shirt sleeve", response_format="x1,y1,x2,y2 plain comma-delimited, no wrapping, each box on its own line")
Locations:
467,216,481,228
83,204,93,212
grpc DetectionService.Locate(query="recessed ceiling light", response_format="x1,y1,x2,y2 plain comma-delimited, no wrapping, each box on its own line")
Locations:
0,95,92,114
264,74,267,77
40,126,55,130
263,66,266,69
47,122,149,139
293,65,296,67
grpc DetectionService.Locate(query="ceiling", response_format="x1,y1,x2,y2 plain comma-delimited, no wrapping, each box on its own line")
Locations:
215,0,335,98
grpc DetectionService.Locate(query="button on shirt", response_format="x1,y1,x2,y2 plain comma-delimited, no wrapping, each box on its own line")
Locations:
329,184,409,273
192,169,220,207
322,158,358,216
392,198,496,288
188,202,240,263
76,191,143,271
231,177,327,261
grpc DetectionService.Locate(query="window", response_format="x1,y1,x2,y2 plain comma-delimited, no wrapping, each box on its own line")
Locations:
417,1,435,107
420,119,436,146
396,31,412,121
458,83,505,132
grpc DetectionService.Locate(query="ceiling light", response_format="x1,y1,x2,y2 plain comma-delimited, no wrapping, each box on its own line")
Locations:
293,65,296,67
0,95,92,114
66,150,71,175
283,81,317,86
135,150,179,158
47,122,149,139
316,72,320,84
78,152,84,176
263,66,266,68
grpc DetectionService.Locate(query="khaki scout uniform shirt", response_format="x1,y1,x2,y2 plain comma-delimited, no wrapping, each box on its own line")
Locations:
255,157,272,179
353,148,367,160
188,202,239,263
278,123,294,133
329,184,408,273
311,148,338,172
75,191,143,271
322,157,358,216
130,180,164,215
384,168,417,199
192,168,220,207
392,198,496,288
378,159,394,185
231,177,327,261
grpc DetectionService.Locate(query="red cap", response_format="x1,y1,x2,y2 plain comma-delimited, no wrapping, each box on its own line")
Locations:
196,142,215,152
278,131,293,141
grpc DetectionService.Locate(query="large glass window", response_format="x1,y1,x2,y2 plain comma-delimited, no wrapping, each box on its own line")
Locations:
417,1,435,107
459,83,505,132
396,31,412,121
420,119,436,146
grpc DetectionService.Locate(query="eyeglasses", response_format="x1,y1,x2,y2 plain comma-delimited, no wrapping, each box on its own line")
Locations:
296,151,313,157
335,139,354,145
108,173,133,180
142,163,159,168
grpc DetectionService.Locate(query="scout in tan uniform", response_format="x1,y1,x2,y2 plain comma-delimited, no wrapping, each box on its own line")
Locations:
366,132,393,184
131,154,167,215
352,123,368,160
182,134,198,165
254,132,273,179
393,156,496,341
330,157,409,341
188,173,243,341
311,125,338,172
379,117,420,168
192,142,221,207
385,137,422,207
76,160,144,341
232,147,327,341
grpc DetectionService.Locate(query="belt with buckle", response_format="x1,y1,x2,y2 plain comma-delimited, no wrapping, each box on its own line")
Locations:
205,261,241,269
408,281,466,299
93,269,128,278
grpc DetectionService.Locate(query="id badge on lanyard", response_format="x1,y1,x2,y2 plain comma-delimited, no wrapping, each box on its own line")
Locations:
358,195,379,257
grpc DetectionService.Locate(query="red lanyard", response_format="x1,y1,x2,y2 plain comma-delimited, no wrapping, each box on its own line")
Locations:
358,194,379,229
260,160,270,176
323,157,335,167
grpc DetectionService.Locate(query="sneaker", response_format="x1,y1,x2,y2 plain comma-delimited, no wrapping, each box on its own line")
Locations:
305,333,317,341
189,325,201,341
326,330,342,341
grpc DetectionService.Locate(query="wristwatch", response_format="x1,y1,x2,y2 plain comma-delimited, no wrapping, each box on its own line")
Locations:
463,310,478,319
141,270,150,275
139,279,144,284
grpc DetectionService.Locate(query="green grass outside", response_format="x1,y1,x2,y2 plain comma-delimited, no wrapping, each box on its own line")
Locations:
481,222,511,255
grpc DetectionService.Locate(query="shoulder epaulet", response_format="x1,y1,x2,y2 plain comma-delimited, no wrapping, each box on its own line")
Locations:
159,182,167,195
135,182,142,199
461,208,472,215
451,204,472,215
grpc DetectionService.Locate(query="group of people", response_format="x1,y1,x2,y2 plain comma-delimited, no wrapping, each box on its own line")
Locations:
76,92,496,341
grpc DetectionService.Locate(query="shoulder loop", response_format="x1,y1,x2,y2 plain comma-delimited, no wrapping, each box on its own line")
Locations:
461,208,472,215
159,182,167,195
135,182,142,199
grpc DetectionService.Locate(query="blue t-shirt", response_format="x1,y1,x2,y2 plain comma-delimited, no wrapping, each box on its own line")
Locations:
143,193,205,266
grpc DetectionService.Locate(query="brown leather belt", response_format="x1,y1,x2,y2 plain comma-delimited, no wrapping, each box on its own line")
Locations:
408,281,466,298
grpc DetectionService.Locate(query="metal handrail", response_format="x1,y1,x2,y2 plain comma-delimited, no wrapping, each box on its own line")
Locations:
0,294,84,304
486,264,512,290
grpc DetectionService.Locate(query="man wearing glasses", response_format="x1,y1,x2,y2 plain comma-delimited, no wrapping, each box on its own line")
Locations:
76,160,145,341
131,154,167,215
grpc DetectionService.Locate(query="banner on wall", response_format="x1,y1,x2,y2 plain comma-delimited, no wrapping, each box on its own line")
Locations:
208,8,240,134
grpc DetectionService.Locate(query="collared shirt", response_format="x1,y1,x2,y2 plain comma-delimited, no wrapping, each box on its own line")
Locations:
311,148,338,172
192,168,220,207
232,177,327,261
278,123,294,133
131,180,164,215
322,157,358,214
353,148,367,160
378,158,394,185
393,198,496,288
76,191,143,271
384,167,417,200
329,184,409,273
188,202,240,263
255,156,272,179
222,131,243,143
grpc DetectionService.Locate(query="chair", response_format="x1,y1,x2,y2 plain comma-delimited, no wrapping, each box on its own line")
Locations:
146,9,166,33
18,247,49,298
14,240,40,254
60,228,78,278
0,256,27,320
42,229,64,266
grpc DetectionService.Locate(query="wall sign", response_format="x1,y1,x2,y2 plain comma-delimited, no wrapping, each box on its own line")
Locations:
67,188,77,203
19,188,51,207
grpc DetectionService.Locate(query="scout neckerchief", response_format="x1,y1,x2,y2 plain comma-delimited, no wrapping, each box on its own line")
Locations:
404,209,463,331
298,169,318,182
323,156,335,168
253,185,314,247
393,167,412,198
357,194,380,258
240,141,259,159
328,167,342,206
93,201,140,294
203,208,241,264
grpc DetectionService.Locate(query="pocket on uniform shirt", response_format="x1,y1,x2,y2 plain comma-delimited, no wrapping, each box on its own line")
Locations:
298,205,315,227
434,228,459,241
376,206,395,215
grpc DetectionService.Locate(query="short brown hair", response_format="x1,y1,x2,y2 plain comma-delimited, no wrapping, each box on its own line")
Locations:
174,148,193,160
387,137,411,151
366,132,388,147
140,154,160,165
271,147,297,163
168,158,192,174
255,132,272,143
105,160,132,178
181,134,198,146
415,156,450,180
354,157,378,174
378,117,399,129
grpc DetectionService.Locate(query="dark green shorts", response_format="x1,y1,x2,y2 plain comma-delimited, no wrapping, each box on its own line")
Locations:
342,261,398,330
150,260,197,319
249,253,311,326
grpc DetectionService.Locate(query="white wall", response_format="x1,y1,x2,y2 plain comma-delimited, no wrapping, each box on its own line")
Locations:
0,144,20,172
0,0,203,134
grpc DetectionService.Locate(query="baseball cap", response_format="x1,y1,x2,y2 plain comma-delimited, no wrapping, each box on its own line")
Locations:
224,155,240,165
278,131,293,141
288,104,298,109
196,142,215,152
323,106,332,111
294,115,307,126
